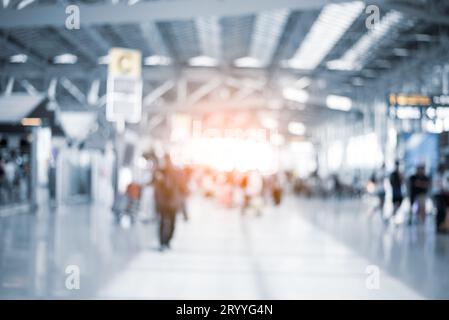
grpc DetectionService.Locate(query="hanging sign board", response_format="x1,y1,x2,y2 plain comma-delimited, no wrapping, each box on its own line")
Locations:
388,93,449,120
106,48,142,123
389,93,449,108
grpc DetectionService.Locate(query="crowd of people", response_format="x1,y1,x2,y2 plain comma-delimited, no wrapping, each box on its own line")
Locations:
114,153,287,251
0,151,31,206
113,154,449,253
150,155,286,250
371,161,449,234
190,167,283,213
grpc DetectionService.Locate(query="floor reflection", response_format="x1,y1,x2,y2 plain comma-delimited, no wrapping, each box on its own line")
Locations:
1,195,447,299
300,197,449,299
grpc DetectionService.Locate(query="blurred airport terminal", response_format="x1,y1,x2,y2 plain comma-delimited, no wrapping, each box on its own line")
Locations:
1,0,449,299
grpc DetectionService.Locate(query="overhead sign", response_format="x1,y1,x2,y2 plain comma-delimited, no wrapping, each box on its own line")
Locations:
388,93,449,120
389,94,431,107
389,93,449,108
432,94,449,106
106,48,142,124
108,48,141,78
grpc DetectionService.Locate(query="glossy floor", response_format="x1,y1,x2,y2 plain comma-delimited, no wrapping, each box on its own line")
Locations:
0,195,448,299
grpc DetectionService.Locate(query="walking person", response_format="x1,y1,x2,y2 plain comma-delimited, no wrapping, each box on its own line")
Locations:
154,154,181,251
371,164,386,219
389,161,404,222
178,167,191,221
432,163,447,233
408,163,430,225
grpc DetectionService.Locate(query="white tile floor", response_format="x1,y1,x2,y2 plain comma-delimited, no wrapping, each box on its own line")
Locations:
1,194,447,299
98,197,423,299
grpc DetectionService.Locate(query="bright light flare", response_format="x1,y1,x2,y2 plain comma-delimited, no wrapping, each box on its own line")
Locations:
326,95,352,111
144,55,172,66
288,121,306,135
9,54,28,63
184,137,276,173
283,88,309,104
53,53,78,64
188,55,218,67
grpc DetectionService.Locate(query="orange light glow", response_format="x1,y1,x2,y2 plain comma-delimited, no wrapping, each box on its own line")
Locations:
21,118,42,126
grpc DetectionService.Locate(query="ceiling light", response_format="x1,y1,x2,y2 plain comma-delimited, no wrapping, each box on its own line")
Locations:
326,59,352,71
188,55,218,67
326,95,352,111
283,88,309,104
286,1,364,70
53,53,78,64
144,55,172,66
9,54,27,63
234,57,263,68
288,121,306,135
326,10,403,71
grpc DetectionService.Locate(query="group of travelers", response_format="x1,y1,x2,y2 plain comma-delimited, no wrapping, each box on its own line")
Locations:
115,153,287,251
194,168,284,214
372,161,449,233
0,151,30,206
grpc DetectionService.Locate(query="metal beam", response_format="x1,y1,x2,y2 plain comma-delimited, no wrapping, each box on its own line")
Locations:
52,27,99,65
4,77,14,95
186,78,222,106
87,79,100,106
0,0,384,28
143,80,174,107
83,27,111,54
0,64,175,81
47,77,57,100
110,25,137,49
60,77,86,104
0,35,47,68
20,79,39,95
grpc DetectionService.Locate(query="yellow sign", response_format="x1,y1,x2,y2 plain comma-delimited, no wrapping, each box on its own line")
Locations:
389,93,431,107
108,48,141,77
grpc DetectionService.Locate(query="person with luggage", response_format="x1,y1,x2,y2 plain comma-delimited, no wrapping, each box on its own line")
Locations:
125,181,141,222
154,154,181,251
